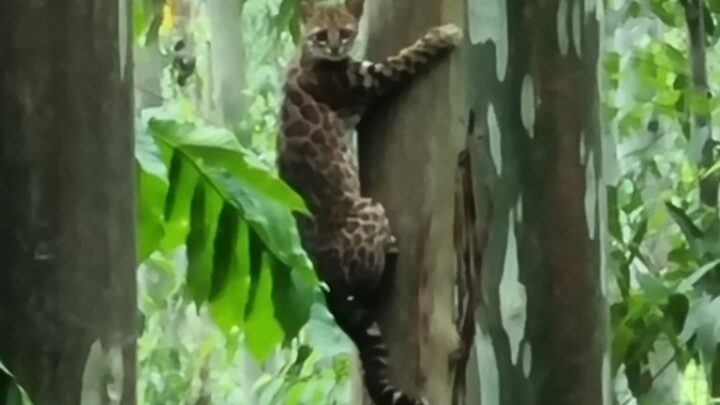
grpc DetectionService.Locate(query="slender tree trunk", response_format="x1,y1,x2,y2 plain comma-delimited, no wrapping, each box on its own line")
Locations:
466,0,609,403
207,0,249,138
682,0,718,208
0,1,137,404
135,43,163,110
682,0,720,396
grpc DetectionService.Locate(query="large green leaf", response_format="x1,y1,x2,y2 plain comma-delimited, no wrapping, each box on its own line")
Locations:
136,109,319,359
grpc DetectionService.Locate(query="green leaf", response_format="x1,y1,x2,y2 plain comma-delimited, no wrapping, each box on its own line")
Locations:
244,228,266,319
618,107,649,134
658,43,687,72
209,203,240,302
286,381,309,405
207,169,312,272
162,153,198,250
244,253,285,362
271,256,315,342
688,89,711,116
665,202,707,258
273,0,303,44
650,0,681,26
679,295,720,366
138,170,168,262
133,0,164,45
663,294,690,334
209,220,251,333
612,319,637,373
185,181,223,305
636,272,672,304
700,157,720,179
149,119,244,151
148,118,309,214
604,52,621,79
676,259,720,293
136,118,169,181
0,359,33,405
608,185,623,240
257,377,285,405
137,111,320,363
136,117,171,262
304,304,353,359
709,0,720,13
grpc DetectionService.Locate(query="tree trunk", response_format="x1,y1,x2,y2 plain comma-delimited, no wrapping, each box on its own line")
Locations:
465,0,609,404
134,42,163,110
358,0,484,404
682,0,718,209
0,1,137,405
206,0,249,138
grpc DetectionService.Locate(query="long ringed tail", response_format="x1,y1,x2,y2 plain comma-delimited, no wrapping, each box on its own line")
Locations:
324,291,428,405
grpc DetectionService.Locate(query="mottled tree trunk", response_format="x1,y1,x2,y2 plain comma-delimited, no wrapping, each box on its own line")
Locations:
0,1,137,404
466,0,609,404
358,0,486,404
358,0,607,403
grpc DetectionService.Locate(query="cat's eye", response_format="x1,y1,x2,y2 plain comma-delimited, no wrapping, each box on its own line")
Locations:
313,30,328,43
339,28,353,40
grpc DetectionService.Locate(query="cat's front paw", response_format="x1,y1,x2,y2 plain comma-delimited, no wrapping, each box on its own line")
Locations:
425,23,463,47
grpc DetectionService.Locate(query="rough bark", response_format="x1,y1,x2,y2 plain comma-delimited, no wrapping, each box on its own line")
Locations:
358,0,482,404
0,1,137,404
466,0,608,404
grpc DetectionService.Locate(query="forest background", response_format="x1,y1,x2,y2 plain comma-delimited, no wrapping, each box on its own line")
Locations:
1,0,720,404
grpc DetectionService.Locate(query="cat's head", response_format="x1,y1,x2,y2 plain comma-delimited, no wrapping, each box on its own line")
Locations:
300,0,363,61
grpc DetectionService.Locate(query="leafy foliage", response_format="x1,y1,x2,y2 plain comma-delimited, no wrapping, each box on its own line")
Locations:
605,0,720,403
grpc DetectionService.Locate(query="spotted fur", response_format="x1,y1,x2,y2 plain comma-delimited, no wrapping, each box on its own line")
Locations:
276,1,461,404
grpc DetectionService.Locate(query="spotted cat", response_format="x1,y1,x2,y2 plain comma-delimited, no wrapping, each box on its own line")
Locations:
276,1,461,404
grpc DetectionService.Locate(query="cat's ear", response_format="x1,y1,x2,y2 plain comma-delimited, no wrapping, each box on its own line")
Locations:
300,0,314,21
345,0,364,18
